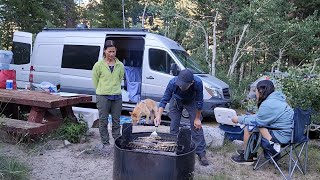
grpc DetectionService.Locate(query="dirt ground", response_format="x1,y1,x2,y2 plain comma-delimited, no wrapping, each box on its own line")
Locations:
0,125,320,180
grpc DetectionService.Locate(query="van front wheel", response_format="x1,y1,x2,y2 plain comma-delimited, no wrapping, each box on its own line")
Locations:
182,108,189,118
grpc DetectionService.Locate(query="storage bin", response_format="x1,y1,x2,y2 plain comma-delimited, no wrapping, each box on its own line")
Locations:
0,50,13,64
0,63,10,70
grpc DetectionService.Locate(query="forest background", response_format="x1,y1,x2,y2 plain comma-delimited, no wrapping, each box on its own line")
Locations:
0,0,319,120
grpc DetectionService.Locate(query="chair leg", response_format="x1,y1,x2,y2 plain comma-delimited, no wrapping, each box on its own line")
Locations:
253,154,262,170
289,145,293,177
290,143,307,178
253,153,270,170
269,156,290,180
254,151,290,180
304,141,308,174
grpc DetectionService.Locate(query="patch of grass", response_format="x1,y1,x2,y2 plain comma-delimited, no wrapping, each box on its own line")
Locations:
209,140,236,157
56,116,88,143
0,155,29,180
308,144,320,172
194,173,232,180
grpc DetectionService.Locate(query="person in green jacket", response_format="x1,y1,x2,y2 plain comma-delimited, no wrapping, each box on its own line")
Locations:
92,40,124,147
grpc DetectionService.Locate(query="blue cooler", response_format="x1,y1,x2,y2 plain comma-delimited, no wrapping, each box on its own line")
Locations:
0,50,12,70
219,124,244,141
214,107,244,141
0,50,13,64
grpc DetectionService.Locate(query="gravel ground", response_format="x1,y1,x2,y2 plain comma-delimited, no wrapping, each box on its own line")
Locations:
1,125,319,180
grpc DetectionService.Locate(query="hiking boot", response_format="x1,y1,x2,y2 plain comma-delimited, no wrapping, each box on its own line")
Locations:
236,149,258,160
95,143,111,151
231,154,254,165
236,149,244,155
198,154,209,166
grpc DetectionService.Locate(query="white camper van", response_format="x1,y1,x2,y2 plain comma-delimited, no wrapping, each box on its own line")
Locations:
10,28,231,118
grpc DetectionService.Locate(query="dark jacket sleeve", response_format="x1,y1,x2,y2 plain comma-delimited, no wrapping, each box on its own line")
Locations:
194,78,204,110
159,79,175,108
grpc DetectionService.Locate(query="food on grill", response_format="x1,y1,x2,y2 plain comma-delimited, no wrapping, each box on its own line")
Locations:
126,136,177,153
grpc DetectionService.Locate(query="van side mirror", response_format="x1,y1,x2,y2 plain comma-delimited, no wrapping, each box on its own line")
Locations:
170,63,180,76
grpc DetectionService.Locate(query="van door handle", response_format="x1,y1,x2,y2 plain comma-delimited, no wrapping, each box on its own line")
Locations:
146,76,154,79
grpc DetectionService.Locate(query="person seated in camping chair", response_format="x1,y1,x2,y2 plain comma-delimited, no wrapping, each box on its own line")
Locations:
230,80,294,165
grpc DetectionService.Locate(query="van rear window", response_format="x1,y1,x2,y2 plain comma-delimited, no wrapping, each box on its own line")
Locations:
62,45,100,70
11,42,31,65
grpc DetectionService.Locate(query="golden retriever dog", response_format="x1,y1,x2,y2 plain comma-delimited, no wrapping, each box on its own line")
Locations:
129,99,158,125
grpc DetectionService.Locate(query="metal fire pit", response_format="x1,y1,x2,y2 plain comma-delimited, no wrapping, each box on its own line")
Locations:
113,123,195,180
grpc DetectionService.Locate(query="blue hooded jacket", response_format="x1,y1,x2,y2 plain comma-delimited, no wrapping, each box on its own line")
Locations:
238,91,294,143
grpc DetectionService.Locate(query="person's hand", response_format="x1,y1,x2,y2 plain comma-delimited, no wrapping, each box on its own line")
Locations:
231,116,238,124
154,115,161,126
194,118,202,129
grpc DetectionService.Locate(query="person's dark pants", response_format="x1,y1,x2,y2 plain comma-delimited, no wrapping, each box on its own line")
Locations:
169,98,207,156
96,95,122,144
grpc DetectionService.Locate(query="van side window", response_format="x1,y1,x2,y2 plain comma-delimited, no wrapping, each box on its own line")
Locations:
62,45,100,70
11,42,31,65
149,49,174,74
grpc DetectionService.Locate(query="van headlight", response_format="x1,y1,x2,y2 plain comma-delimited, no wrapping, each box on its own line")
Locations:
205,86,221,98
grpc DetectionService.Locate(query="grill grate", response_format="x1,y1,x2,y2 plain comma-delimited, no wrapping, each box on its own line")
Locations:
126,136,177,152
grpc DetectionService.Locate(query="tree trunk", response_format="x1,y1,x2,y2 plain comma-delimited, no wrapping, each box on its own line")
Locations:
227,24,249,77
204,31,209,66
141,2,148,28
276,49,284,71
310,58,319,74
175,14,210,65
122,0,125,28
65,0,76,28
211,11,218,76
239,62,244,83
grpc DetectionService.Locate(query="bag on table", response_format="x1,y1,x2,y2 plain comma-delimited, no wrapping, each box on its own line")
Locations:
0,70,17,89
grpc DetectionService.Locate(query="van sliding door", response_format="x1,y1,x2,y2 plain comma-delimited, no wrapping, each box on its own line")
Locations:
60,36,103,95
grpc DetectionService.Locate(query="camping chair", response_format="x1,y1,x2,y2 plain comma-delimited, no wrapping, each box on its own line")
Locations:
253,107,311,180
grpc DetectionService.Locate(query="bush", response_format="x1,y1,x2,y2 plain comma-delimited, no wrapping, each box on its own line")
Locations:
217,70,259,109
57,116,88,143
0,156,29,180
280,64,320,123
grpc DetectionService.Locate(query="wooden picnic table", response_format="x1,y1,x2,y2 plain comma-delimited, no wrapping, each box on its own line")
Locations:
0,89,92,135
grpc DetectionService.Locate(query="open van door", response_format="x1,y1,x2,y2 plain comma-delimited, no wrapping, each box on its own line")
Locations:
10,31,32,89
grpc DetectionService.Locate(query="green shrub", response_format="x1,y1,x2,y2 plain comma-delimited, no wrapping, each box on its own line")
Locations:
280,64,320,123
217,72,258,109
57,116,88,143
0,156,29,180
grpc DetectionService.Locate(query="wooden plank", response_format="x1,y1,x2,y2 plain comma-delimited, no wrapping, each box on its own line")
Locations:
0,118,47,135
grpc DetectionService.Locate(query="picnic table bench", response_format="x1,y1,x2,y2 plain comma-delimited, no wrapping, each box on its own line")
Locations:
0,89,92,135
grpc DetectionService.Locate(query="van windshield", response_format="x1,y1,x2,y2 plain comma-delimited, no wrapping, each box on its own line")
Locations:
171,49,205,74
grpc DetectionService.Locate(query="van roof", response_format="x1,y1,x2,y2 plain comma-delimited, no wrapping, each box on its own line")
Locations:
39,28,184,50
